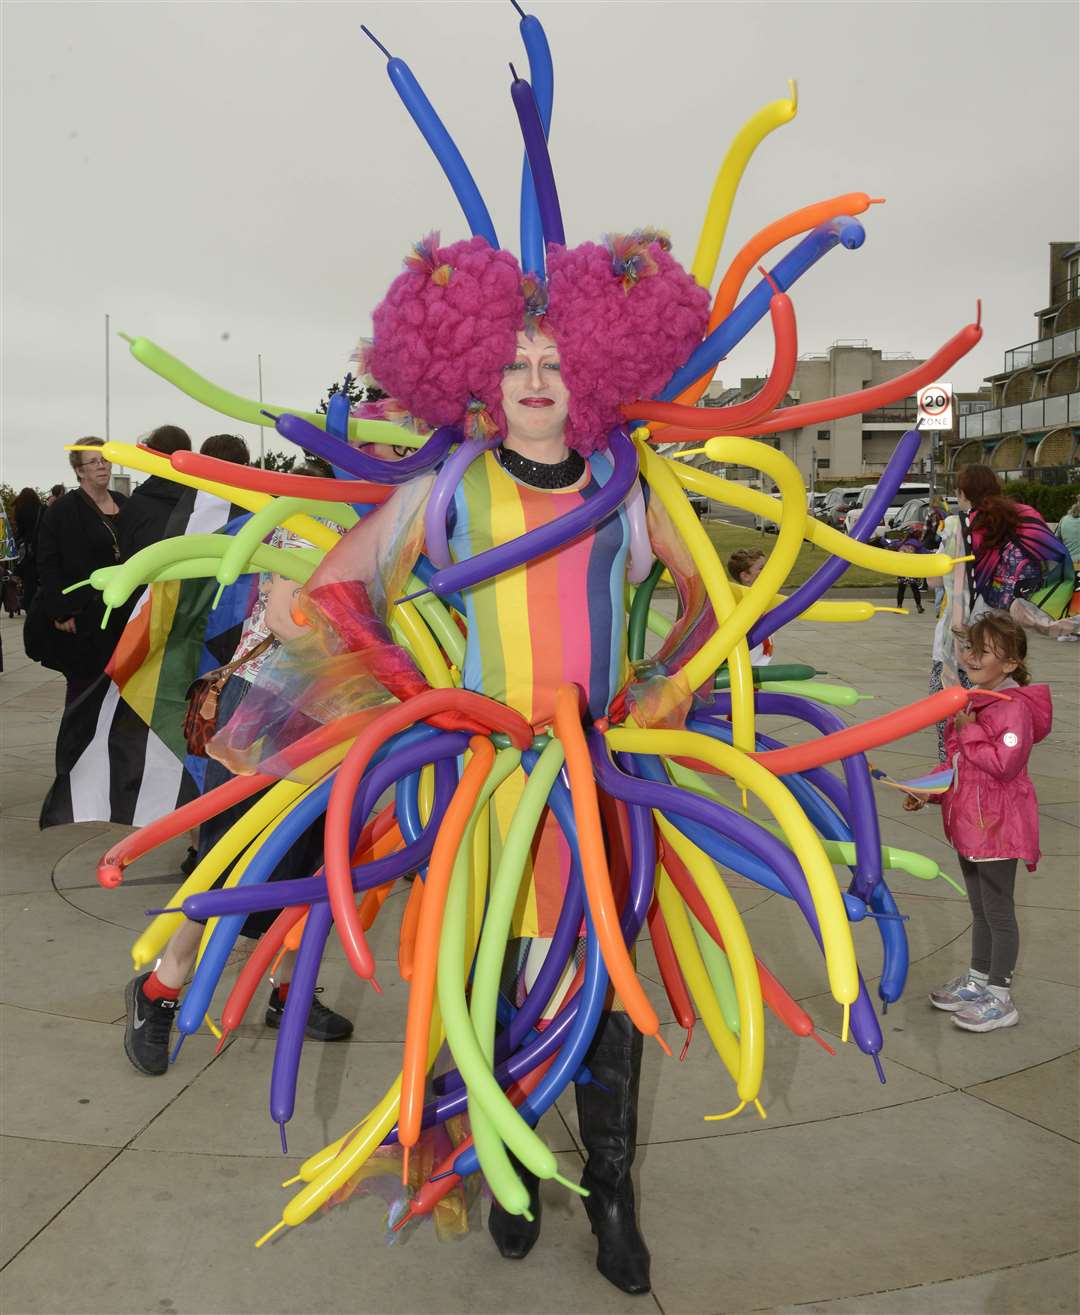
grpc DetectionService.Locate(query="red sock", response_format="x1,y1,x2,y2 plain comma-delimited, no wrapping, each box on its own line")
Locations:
275,981,290,1002
142,971,180,1003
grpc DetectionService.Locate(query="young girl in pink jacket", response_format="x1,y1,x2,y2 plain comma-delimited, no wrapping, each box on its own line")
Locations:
906,611,1053,1032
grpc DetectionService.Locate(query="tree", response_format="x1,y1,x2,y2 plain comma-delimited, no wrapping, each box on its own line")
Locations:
255,450,298,473
317,373,386,414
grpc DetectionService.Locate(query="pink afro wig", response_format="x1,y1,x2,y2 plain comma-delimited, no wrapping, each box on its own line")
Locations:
366,230,708,455
545,233,710,454
367,234,524,437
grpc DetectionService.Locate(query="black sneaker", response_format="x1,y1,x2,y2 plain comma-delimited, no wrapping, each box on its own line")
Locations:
124,973,179,1076
180,846,198,876
265,986,353,1041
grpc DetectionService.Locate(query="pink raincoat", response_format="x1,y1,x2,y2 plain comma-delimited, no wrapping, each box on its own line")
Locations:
936,680,1053,870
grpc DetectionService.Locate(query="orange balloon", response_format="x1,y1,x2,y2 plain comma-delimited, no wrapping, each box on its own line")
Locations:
552,685,663,1045
398,873,425,982
671,193,883,413
399,737,495,1153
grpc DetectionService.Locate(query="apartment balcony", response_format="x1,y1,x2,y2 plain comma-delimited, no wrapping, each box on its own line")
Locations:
959,391,1080,440
1002,327,1079,375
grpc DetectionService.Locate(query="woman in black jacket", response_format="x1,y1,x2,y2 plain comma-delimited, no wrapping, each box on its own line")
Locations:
12,486,45,611
27,438,129,702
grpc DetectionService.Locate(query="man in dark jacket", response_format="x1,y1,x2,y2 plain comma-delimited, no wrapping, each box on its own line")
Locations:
119,425,193,556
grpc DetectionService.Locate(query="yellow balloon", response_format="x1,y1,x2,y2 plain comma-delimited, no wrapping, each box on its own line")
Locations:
264,1008,445,1237
606,725,858,1008
729,582,881,626
676,460,955,580
130,772,313,969
636,439,756,752
390,600,454,690
655,869,740,1083
657,817,764,1105
691,81,799,289
681,438,806,692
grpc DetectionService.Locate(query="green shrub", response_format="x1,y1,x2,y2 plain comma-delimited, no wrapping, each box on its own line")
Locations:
999,480,1080,522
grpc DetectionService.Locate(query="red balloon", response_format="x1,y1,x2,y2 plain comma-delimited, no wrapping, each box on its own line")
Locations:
647,896,696,1058
96,772,275,887
324,689,532,980
736,314,981,436
171,450,393,504
624,291,796,432
748,686,974,775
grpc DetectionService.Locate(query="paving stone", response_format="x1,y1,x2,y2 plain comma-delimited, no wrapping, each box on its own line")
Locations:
0,1135,117,1267
770,1253,1080,1314
134,1033,576,1161
804,948,1080,1090
0,1147,652,1315
967,1051,1080,1143
0,1006,220,1148
0,818,113,896
0,891,139,1022
631,1093,1078,1313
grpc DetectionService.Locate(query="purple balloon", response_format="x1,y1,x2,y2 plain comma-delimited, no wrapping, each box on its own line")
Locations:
423,434,500,569
748,427,922,647
181,734,468,920
382,770,653,1144
702,690,883,902
591,737,882,1057
274,412,456,484
510,68,564,248
269,898,333,1136
424,426,638,598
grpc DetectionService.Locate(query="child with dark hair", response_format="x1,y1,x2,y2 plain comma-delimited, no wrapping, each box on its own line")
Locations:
728,547,772,663
200,433,250,465
906,611,1052,1032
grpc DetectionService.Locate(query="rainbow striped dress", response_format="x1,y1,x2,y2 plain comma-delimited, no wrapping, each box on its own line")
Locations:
447,449,630,936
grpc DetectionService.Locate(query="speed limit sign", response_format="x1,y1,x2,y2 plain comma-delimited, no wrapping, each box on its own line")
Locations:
917,381,953,429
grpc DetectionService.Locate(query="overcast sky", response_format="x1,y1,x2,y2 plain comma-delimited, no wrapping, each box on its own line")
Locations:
3,1,1077,490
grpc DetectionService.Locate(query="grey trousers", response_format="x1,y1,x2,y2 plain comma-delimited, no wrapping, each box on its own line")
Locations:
959,856,1019,987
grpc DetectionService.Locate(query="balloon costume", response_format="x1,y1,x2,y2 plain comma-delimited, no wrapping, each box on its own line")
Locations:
79,2,987,1272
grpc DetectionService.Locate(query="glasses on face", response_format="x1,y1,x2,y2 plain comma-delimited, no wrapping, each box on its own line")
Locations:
79,458,111,470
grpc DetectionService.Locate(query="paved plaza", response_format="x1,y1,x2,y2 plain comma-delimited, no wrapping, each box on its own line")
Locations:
0,603,1077,1315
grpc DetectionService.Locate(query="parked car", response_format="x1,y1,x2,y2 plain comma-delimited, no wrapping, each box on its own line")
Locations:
822,486,860,529
879,496,957,546
753,486,782,533
845,482,931,535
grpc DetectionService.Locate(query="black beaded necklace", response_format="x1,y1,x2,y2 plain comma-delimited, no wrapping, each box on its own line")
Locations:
497,444,585,490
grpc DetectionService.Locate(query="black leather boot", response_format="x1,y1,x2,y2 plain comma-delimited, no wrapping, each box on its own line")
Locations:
487,1156,542,1259
575,1011,651,1295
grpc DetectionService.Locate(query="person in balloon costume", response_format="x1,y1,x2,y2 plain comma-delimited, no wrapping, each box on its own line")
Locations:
76,3,1009,1298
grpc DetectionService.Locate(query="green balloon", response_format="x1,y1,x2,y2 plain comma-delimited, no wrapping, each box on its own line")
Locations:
124,334,420,446
688,907,740,1036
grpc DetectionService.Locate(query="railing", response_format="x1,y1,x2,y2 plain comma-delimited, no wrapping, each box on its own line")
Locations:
959,391,1080,439
862,404,917,424
1050,273,1080,306
1003,327,1078,374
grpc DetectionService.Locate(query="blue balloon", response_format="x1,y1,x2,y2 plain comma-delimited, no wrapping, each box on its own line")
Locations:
660,217,865,400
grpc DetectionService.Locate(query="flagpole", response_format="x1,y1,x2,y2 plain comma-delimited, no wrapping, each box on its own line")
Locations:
257,354,265,468
104,312,111,441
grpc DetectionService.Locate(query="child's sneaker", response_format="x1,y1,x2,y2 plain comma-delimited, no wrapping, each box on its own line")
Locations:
265,986,353,1041
928,974,990,1012
952,992,1019,1032
124,973,179,1075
